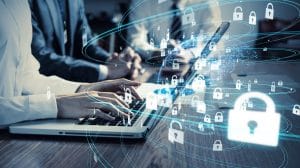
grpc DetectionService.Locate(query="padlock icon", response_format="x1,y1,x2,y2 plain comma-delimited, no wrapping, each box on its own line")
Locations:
271,81,276,92
191,75,205,91
213,87,223,100
171,75,178,86
198,122,205,132
194,60,202,71
278,80,283,86
209,42,216,51
168,120,184,144
146,94,158,110
265,3,274,20
179,76,184,83
124,88,132,104
293,104,300,116
150,38,154,48
196,101,206,114
204,114,211,123
249,11,257,25
182,8,195,25
191,95,200,108
213,140,223,151
172,106,178,115
233,6,243,21
228,92,281,146
236,80,242,90
215,112,223,123
172,59,180,70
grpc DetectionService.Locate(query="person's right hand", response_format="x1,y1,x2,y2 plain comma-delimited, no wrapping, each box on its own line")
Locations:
56,91,131,121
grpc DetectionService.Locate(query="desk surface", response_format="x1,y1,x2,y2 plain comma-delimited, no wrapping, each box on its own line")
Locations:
1,61,300,168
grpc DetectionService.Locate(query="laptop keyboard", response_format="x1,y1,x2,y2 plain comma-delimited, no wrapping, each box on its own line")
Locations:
76,99,146,126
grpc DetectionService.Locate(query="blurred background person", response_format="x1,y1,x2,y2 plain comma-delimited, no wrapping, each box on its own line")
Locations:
29,0,142,82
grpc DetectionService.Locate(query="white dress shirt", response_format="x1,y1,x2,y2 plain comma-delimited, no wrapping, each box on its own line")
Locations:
129,0,222,59
0,0,80,127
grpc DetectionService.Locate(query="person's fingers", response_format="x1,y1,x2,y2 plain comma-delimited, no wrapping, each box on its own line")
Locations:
96,102,130,118
129,86,143,100
89,109,115,121
130,69,139,80
98,92,129,108
133,58,142,70
111,52,119,59
118,78,141,86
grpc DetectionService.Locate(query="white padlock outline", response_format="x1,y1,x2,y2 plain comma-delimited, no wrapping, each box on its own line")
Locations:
125,88,132,101
183,8,195,24
293,104,300,115
209,42,216,51
215,112,223,122
169,120,183,140
193,75,205,88
249,11,257,25
171,75,178,86
172,59,180,69
233,6,243,20
204,114,211,123
172,106,178,115
236,80,242,90
213,140,223,151
265,3,274,19
214,87,223,99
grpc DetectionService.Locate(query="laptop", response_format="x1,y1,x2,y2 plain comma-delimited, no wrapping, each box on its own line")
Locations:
9,22,230,139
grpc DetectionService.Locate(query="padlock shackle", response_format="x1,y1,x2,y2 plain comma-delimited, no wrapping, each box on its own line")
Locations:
172,75,177,79
214,140,222,144
173,59,179,63
234,6,243,12
214,87,222,92
125,87,131,93
197,74,205,80
170,120,182,129
294,104,300,109
184,7,194,15
267,3,274,9
215,112,223,116
250,11,256,16
234,92,276,113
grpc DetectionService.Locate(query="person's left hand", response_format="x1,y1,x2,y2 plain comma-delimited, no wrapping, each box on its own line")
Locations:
76,78,143,100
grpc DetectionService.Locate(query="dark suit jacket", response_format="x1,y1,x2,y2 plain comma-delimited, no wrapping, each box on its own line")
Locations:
29,0,110,82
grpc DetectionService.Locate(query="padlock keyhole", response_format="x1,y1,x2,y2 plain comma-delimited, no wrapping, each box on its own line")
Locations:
248,120,258,134
174,133,177,138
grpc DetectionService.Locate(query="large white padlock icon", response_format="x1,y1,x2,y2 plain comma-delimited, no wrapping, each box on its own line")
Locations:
172,59,180,70
182,8,195,25
265,3,274,20
172,106,178,115
293,104,300,116
228,92,281,146
213,140,223,151
146,94,158,110
168,120,184,144
233,6,243,21
215,112,223,123
213,87,223,100
204,114,211,123
171,75,178,86
124,88,132,104
249,11,257,25
236,80,242,90
209,42,216,51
